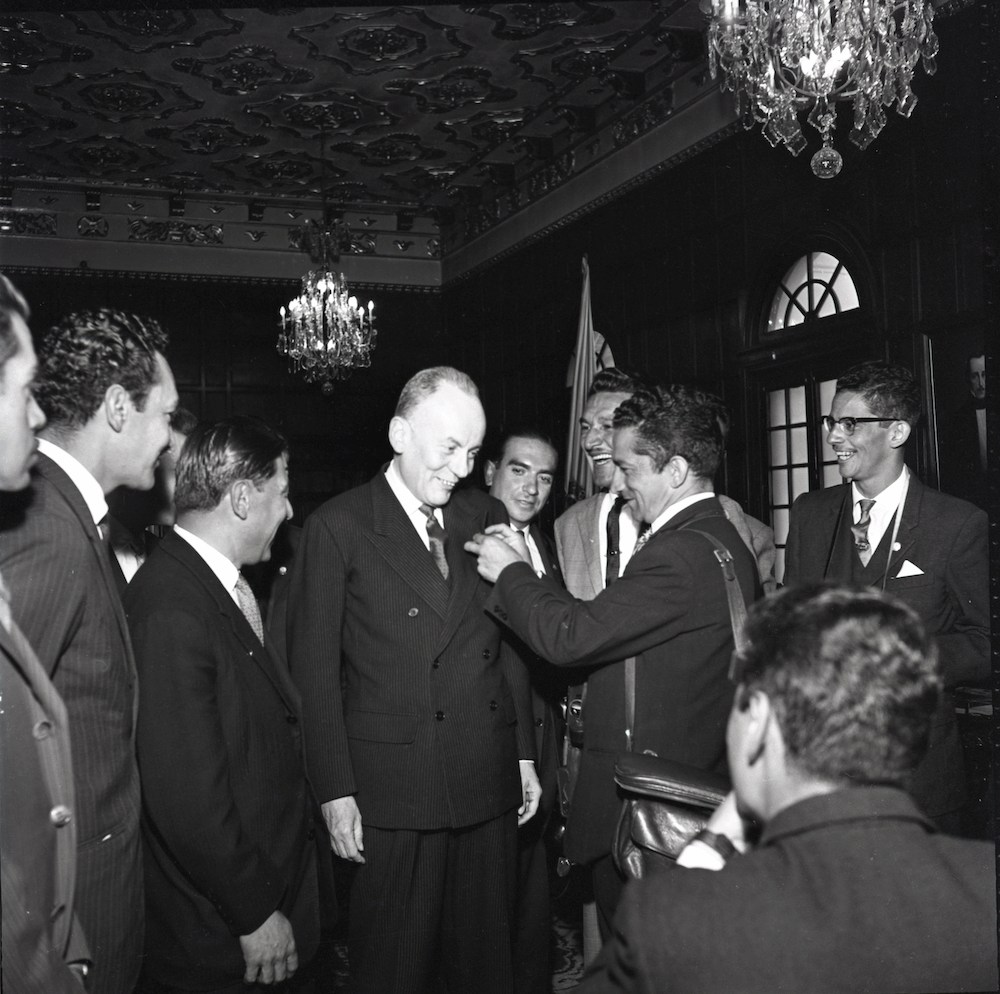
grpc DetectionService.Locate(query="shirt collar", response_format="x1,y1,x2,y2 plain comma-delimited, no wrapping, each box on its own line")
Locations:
173,524,240,604
851,465,907,509
649,491,715,535
385,459,443,527
38,438,108,526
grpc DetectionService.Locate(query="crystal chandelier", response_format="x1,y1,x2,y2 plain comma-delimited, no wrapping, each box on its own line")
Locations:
278,120,376,393
704,0,939,178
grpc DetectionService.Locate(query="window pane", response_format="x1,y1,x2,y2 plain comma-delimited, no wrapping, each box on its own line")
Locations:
766,254,859,331
773,508,789,546
771,469,789,506
817,291,838,319
790,426,807,464
791,467,809,502
831,267,859,311
788,385,806,424
767,289,790,332
775,547,786,586
823,462,843,487
769,389,787,427
770,430,789,467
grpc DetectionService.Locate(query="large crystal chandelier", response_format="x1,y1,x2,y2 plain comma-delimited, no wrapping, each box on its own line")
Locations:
278,120,376,393
278,217,376,395
704,0,939,178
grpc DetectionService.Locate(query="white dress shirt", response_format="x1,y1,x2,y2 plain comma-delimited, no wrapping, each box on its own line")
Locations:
385,460,440,551
597,491,640,583
647,491,716,537
851,467,908,553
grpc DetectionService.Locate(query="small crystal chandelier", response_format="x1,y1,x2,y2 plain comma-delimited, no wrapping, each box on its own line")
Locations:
278,123,376,393
704,0,939,178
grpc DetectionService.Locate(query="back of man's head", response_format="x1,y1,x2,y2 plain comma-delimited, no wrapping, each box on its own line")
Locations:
733,584,941,787
34,308,169,431
175,416,287,515
836,361,922,426
0,274,30,371
613,384,723,479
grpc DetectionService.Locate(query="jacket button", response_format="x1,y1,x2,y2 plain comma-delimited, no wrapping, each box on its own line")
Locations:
408,608,419,617
482,649,491,659
286,714,298,725
489,701,498,711
432,661,440,669
435,711,445,721
535,718,544,727
33,720,52,740
50,805,72,827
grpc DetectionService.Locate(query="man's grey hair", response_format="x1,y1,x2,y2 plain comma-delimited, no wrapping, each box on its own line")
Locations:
394,366,479,419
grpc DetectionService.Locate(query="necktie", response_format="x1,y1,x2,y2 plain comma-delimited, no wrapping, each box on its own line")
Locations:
235,574,265,644
851,498,876,566
0,569,12,632
605,496,626,588
633,522,653,557
419,504,450,581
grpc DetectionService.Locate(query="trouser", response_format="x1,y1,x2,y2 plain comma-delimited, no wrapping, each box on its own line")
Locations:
348,814,518,994
592,854,626,944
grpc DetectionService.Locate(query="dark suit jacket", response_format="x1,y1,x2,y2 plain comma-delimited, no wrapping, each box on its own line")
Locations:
939,400,992,511
490,497,762,864
124,532,322,990
784,477,989,816
1,611,89,993
578,787,998,994
0,454,142,994
286,472,535,831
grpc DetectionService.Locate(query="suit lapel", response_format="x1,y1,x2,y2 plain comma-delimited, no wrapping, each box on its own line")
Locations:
368,472,451,619
885,476,921,580
436,496,485,653
37,455,136,671
162,533,300,713
530,523,562,582
824,486,854,581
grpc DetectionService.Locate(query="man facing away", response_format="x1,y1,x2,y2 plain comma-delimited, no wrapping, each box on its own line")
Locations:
469,384,762,939
784,360,988,831
0,275,90,991
577,585,998,994
484,427,563,994
126,417,325,994
0,307,178,994
286,366,540,994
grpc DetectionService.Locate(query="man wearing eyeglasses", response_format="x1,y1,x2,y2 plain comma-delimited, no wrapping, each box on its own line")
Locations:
784,360,988,833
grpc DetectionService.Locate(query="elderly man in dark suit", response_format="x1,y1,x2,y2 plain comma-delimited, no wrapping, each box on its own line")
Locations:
484,427,563,994
126,417,324,994
469,385,762,936
577,585,998,994
0,307,178,994
784,360,988,831
286,366,539,994
0,275,90,991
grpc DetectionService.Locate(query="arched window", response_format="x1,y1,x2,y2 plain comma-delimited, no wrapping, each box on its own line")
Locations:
767,251,860,332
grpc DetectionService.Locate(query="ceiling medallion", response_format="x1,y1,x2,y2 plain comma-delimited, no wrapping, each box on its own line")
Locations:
705,0,939,178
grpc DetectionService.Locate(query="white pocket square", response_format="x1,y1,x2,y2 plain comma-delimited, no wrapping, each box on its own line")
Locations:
894,560,924,578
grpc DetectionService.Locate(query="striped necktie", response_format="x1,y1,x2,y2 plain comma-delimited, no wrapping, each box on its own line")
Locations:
419,504,450,582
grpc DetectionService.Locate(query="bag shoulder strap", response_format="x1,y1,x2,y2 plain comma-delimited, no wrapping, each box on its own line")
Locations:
623,525,749,751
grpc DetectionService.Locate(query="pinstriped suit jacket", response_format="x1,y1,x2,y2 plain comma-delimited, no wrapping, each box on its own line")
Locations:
1,606,89,993
0,454,143,994
286,472,536,831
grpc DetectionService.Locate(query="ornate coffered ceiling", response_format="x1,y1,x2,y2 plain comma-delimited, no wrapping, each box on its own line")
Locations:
1,3,717,274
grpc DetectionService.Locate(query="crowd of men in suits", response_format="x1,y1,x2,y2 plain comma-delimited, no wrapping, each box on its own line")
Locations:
1,269,995,994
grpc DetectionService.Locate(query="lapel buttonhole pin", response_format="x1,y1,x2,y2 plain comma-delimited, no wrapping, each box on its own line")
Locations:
892,542,901,551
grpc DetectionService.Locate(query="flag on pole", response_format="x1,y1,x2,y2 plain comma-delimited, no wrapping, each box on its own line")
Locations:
564,256,614,503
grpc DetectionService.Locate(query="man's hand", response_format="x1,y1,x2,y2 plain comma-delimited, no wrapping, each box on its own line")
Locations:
322,795,365,863
239,910,297,985
517,760,541,826
464,525,529,582
704,789,751,852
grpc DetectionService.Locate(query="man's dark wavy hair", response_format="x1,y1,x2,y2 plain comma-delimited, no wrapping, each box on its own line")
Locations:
612,384,722,478
731,584,941,786
836,360,922,426
175,416,288,514
34,308,169,430
586,366,649,400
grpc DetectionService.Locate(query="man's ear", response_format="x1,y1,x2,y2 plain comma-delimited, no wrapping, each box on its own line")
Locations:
484,459,497,487
667,454,690,487
744,690,772,767
888,420,911,449
104,384,129,433
230,479,252,521
388,416,409,456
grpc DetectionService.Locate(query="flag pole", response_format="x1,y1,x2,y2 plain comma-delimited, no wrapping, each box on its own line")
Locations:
565,255,597,503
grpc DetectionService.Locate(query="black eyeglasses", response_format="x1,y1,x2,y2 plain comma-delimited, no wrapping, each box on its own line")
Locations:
820,415,891,435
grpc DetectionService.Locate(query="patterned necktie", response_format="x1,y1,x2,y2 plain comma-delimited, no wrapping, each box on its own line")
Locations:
419,504,450,581
605,496,626,588
633,522,653,557
0,569,12,632
851,498,876,566
234,574,265,645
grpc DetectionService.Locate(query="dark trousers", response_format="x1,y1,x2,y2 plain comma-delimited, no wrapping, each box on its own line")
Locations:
348,814,518,994
592,854,626,943
513,803,552,994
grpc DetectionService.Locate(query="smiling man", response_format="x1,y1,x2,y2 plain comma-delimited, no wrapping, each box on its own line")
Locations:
124,417,324,994
286,366,539,994
784,360,988,832
469,384,761,935
0,307,177,994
